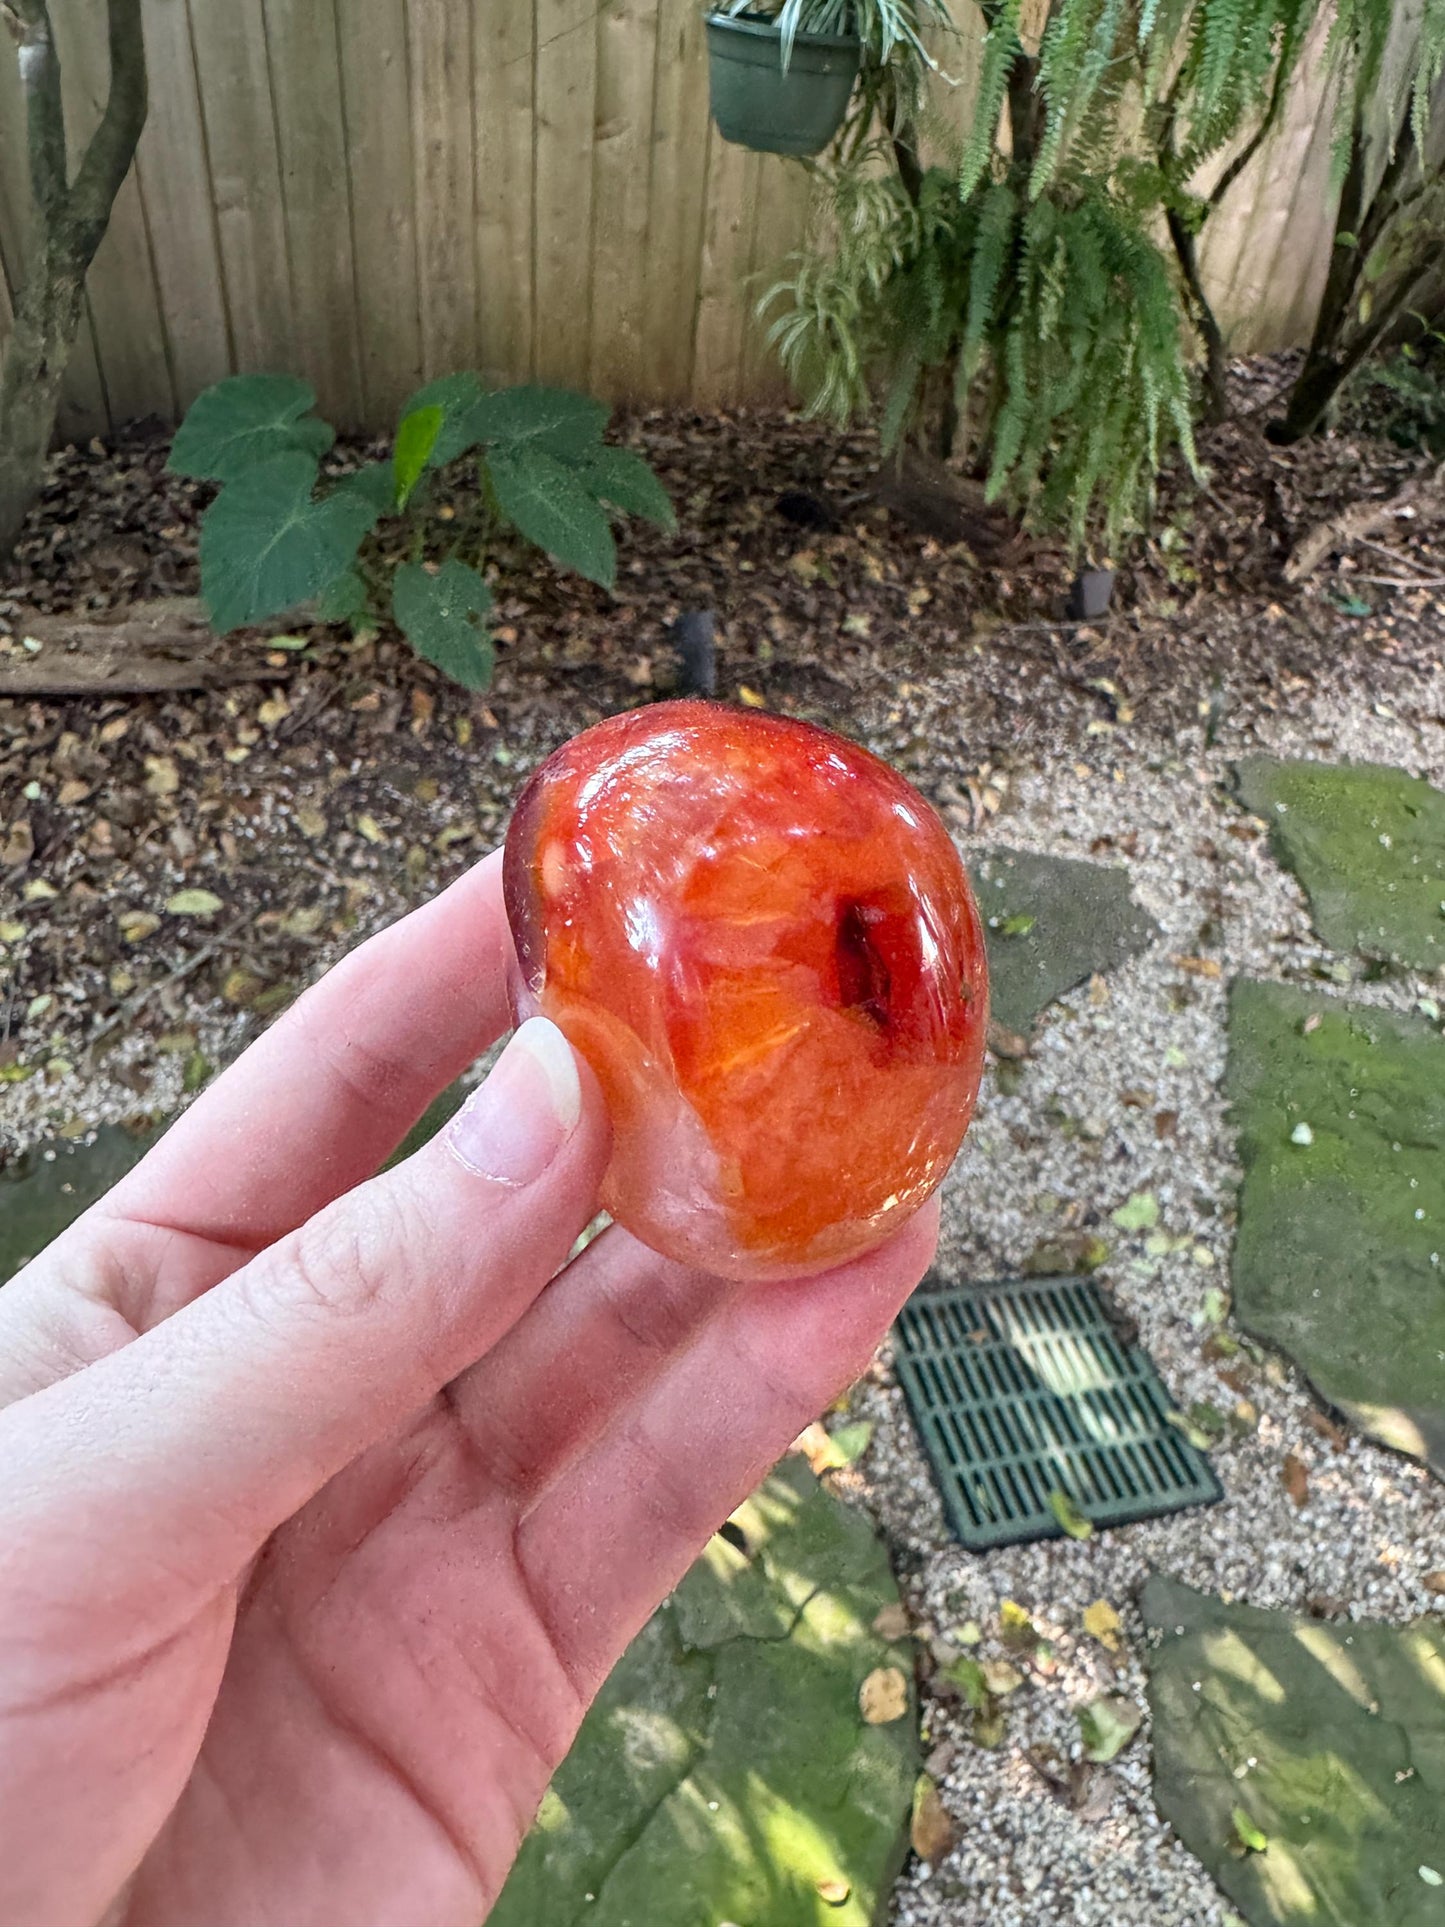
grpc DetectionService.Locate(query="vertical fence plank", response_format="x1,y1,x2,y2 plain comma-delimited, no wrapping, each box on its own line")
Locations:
261,0,363,424
642,0,711,398
409,0,478,381
131,0,232,406
52,0,175,425
588,0,660,401
534,0,598,387
692,130,758,404
740,153,812,400
473,0,535,387
188,0,296,377
338,0,421,416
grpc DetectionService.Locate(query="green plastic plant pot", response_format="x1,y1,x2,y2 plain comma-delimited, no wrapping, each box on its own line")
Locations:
705,13,861,157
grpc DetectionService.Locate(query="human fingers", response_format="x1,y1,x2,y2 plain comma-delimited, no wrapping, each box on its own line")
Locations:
440,1223,733,1500
0,1019,608,1624
513,1199,938,1691
102,851,513,1252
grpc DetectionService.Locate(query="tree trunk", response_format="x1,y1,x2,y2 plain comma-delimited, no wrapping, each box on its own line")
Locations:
0,0,147,563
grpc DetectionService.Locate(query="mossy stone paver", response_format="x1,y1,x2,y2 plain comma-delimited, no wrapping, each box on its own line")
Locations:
1143,1572,1445,1926
0,1121,165,1284
1225,979,1445,1475
971,846,1160,1035
1234,757,1445,970
490,1454,919,1927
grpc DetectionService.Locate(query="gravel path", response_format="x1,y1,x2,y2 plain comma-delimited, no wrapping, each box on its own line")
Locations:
852,653,1445,1927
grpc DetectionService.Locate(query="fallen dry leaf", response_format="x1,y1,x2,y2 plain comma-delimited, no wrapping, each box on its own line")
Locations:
143,754,179,797
1172,954,1224,980
1282,1452,1310,1507
1422,1571,1445,1596
295,805,328,839
117,909,161,943
1,818,33,866
256,692,290,728
872,1601,911,1642
793,1421,845,1476
859,1666,909,1724
910,1777,957,1865
1082,1600,1123,1652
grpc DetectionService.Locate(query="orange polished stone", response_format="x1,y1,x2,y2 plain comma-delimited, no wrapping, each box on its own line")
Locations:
503,701,988,1279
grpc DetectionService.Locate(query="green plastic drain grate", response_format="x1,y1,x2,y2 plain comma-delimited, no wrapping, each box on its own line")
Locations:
893,1276,1222,1550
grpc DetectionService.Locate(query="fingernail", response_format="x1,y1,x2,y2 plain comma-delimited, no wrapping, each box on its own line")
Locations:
446,1016,582,1186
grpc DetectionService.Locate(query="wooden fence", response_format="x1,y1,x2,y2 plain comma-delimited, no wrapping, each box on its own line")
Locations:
0,0,1338,440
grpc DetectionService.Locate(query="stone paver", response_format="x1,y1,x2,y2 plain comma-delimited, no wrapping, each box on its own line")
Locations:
971,846,1160,1035
1143,1572,1445,1926
1225,978,1445,1476
1235,757,1445,971
0,1120,163,1285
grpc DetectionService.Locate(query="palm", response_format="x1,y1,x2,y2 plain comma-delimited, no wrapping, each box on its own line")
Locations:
130,1401,573,1925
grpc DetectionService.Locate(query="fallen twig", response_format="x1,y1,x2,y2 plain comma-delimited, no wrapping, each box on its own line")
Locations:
1283,464,1443,584
84,916,249,1057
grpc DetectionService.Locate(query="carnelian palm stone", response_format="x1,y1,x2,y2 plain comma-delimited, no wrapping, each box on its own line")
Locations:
503,701,988,1280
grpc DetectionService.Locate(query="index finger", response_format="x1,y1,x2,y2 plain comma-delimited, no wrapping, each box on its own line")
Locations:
100,852,513,1251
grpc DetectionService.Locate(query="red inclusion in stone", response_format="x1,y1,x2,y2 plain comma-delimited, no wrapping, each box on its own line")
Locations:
503,700,988,1279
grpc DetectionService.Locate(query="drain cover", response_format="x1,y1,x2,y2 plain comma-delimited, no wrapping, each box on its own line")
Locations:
893,1276,1222,1550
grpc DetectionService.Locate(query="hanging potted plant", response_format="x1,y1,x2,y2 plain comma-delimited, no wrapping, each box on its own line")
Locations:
706,0,952,160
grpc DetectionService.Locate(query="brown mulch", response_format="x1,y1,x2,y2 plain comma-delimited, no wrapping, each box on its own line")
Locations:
3,360,1444,1139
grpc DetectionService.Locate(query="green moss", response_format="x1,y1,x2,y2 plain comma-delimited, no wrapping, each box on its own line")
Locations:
1144,1574,1445,1927
1225,979,1445,1474
490,1457,918,1927
1235,758,1445,971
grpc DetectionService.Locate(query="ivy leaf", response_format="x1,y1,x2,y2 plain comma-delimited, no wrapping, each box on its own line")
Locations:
392,559,494,690
170,376,333,481
201,455,379,633
470,384,609,457
393,404,444,509
401,373,487,466
580,444,676,529
1048,1488,1094,1539
1078,1695,1143,1763
489,445,617,588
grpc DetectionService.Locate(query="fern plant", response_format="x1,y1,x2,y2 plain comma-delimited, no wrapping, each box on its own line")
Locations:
765,0,1444,547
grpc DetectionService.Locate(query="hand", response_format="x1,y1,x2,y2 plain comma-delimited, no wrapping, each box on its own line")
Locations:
0,852,937,1927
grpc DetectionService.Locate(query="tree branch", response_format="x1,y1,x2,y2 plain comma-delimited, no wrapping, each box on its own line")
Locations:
6,0,68,232
69,0,146,258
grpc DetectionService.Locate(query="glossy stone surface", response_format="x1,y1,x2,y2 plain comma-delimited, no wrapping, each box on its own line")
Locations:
503,701,988,1279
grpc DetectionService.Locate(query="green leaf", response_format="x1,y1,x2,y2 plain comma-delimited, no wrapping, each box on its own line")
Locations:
998,913,1036,937
489,445,617,588
828,1420,874,1464
170,376,333,481
944,1656,991,1712
580,444,676,529
1111,1191,1160,1232
393,404,444,509
470,384,609,457
333,463,397,516
315,568,371,625
1231,1806,1268,1854
401,373,488,466
1078,1695,1143,1763
1048,1488,1094,1539
164,889,224,917
200,454,379,633
392,559,495,690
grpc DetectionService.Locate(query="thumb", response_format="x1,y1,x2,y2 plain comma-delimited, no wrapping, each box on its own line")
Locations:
1,1018,609,1600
